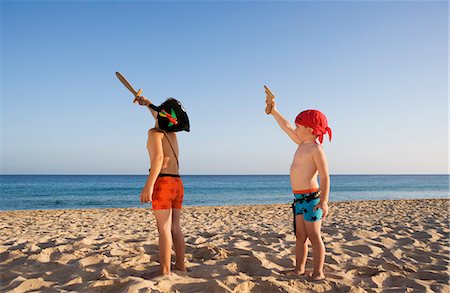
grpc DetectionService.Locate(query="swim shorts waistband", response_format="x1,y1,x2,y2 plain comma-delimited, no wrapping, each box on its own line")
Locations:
158,173,180,178
293,188,319,195
148,169,181,178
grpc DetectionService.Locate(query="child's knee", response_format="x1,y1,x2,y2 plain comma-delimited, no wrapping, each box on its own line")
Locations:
296,232,307,243
307,233,322,244
156,221,172,234
171,223,182,234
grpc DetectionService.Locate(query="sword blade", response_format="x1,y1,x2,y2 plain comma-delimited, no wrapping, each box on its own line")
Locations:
116,72,138,96
264,85,275,98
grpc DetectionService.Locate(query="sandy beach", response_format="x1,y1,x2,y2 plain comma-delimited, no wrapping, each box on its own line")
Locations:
1,198,448,292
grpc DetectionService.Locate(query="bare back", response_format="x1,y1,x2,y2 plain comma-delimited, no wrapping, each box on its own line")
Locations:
290,142,320,191
148,128,180,175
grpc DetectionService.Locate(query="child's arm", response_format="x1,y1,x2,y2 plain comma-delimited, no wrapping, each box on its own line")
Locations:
135,95,158,119
270,102,301,144
312,146,330,218
140,131,164,203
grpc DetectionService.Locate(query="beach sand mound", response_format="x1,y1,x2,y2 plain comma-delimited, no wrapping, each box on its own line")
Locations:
1,199,449,292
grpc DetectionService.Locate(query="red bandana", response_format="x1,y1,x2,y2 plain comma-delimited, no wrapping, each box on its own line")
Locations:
295,110,332,144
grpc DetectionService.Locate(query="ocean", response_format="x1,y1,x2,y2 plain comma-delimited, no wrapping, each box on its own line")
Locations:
0,175,448,211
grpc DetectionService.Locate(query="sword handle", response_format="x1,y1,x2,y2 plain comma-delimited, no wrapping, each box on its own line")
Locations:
133,89,143,104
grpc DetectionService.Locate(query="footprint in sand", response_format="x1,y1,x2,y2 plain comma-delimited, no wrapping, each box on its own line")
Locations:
343,244,383,257
324,254,340,265
410,271,449,283
349,266,385,277
377,236,396,247
405,251,432,263
412,231,432,240
78,255,104,268
230,255,272,277
233,240,252,249
191,245,229,261
397,237,415,246
8,277,55,293
199,279,234,292
233,280,258,292
56,253,79,265
382,275,427,291
265,254,295,269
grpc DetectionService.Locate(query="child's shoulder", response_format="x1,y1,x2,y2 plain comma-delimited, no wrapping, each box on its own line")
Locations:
305,142,325,154
148,128,165,137
310,143,328,159
303,142,322,150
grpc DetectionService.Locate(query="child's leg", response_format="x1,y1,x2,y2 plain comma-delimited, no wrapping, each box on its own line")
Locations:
171,208,186,271
154,209,173,275
304,220,325,280
295,215,308,274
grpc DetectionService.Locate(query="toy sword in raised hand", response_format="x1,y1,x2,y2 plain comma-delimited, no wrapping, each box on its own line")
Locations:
115,71,142,103
264,85,275,114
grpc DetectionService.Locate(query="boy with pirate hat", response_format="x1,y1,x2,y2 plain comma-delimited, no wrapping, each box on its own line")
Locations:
135,95,190,276
265,87,332,281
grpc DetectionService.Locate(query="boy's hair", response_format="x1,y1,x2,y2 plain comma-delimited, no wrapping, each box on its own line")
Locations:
295,110,332,144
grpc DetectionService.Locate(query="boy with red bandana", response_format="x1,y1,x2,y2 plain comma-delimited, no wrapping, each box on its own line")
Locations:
266,92,332,281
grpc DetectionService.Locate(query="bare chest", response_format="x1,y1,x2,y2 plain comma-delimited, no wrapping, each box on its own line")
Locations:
291,147,314,166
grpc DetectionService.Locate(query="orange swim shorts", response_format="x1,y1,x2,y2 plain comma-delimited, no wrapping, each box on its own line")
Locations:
151,175,184,210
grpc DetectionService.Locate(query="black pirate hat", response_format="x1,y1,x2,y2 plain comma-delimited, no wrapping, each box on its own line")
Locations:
148,98,190,132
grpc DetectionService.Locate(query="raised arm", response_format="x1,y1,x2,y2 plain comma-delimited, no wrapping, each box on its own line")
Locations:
270,102,301,145
135,95,158,119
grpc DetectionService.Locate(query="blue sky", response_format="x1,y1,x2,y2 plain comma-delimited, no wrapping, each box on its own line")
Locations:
1,1,448,175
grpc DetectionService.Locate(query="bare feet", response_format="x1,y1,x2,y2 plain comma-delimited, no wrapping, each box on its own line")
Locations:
143,270,170,279
283,269,306,276
172,264,188,277
174,264,187,272
308,272,325,281
160,270,171,276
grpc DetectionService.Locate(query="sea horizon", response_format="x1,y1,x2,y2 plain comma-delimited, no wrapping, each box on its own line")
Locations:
1,173,449,176
1,174,448,211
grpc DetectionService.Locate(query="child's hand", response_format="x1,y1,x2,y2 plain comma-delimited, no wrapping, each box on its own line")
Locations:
135,95,151,106
270,100,277,113
314,201,329,220
140,185,153,203
265,93,275,114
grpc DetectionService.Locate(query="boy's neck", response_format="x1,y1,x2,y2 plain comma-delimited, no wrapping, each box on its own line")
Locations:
298,136,318,145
